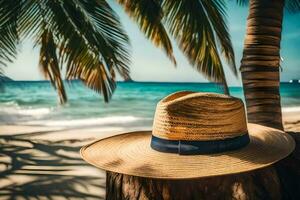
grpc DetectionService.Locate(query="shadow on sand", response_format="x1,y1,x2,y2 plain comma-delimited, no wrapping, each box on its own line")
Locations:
0,130,105,199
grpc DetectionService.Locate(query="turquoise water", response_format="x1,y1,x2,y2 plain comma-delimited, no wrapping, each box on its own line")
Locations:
0,81,299,128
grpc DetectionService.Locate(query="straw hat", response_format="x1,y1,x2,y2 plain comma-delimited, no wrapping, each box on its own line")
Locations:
81,91,295,179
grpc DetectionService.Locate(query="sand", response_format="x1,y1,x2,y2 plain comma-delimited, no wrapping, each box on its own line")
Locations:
0,111,299,200
283,112,300,132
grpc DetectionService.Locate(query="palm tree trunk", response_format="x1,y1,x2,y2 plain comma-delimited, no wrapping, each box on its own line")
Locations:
241,1,300,199
241,0,284,130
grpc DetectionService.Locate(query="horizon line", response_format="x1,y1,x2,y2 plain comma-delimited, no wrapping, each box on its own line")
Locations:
1,79,298,85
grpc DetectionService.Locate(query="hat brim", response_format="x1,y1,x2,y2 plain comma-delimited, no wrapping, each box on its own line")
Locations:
80,123,295,179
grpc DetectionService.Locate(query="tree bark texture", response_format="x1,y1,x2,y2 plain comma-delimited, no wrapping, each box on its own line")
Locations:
106,167,281,200
241,0,284,130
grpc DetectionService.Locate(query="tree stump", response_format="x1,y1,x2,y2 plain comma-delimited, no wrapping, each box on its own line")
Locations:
275,132,300,200
106,167,281,200
105,132,300,200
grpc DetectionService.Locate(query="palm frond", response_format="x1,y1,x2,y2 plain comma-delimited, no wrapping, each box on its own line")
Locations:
44,0,130,102
76,59,116,102
18,0,46,40
39,28,67,104
163,0,236,87
0,68,4,89
235,0,248,6
201,0,237,75
286,0,300,13
10,0,130,103
117,0,176,65
0,0,21,66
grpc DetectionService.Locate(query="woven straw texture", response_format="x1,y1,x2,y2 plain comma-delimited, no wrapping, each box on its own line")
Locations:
81,123,295,179
81,92,295,179
153,91,248,141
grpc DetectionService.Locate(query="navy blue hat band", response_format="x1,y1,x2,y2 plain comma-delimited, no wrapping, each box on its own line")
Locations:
150,133,250,155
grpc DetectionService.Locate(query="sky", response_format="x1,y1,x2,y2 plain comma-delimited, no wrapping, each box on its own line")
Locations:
4,2,300,86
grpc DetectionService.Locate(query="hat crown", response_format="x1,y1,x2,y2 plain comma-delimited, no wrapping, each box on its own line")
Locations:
152,91,248,141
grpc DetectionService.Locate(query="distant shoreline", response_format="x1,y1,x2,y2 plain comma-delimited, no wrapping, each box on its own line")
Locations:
1,79,299,85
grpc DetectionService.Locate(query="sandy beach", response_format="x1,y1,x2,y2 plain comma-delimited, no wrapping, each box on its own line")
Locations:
283,111,300,132
0,111,299,200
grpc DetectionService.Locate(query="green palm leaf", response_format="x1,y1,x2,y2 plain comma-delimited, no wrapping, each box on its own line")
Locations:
235,0,248,6
285,0,300,12
47,0,130,102
117,0,176,65
3,0,131,103
201,0,237,75
163,0,236,89
38,28,67,104
1,0,238,100
0,0,21,66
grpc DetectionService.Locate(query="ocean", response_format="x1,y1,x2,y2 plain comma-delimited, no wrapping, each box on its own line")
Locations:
1,81,299,129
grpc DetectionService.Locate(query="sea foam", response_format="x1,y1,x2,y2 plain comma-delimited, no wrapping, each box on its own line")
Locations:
1,107,52,117
282,106,300,113
23,115,145,127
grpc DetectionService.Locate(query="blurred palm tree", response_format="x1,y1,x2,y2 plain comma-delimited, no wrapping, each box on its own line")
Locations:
0,0,237,103
1,0,130,103
237,0,300,130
